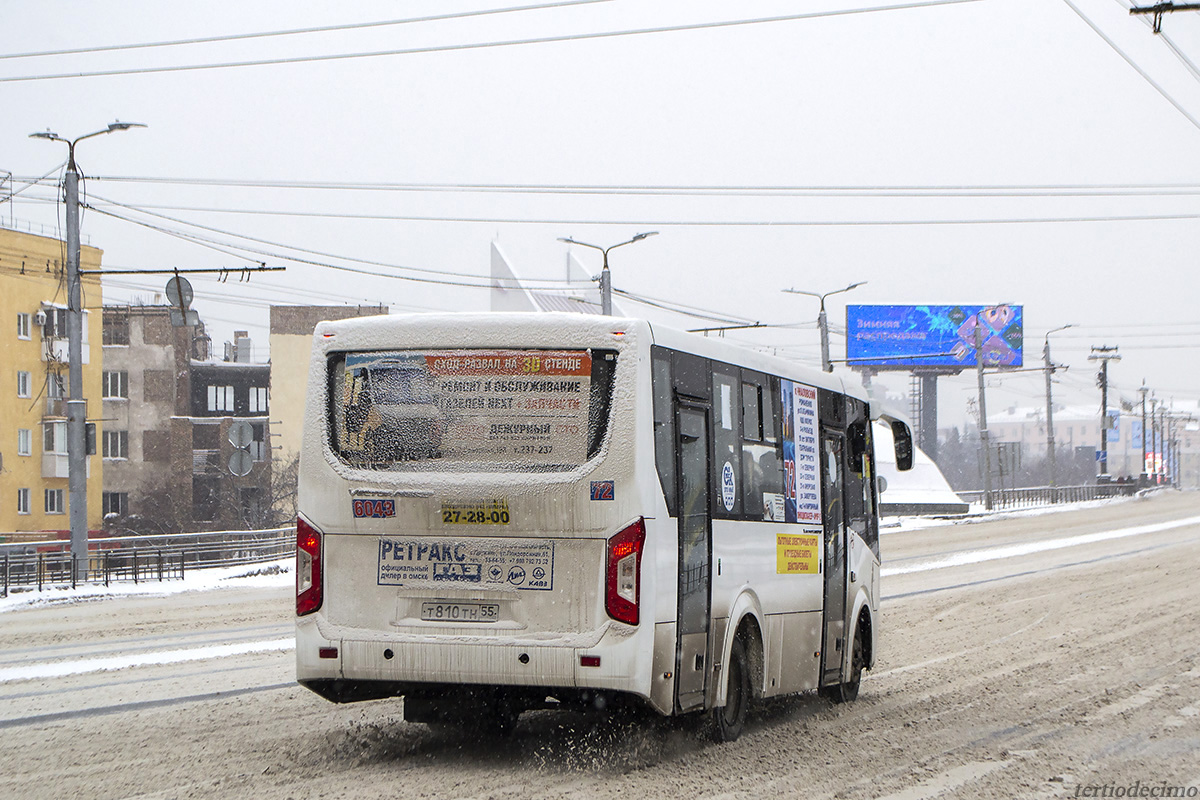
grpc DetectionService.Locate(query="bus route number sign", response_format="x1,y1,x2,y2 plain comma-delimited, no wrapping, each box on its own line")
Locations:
353,498,395,518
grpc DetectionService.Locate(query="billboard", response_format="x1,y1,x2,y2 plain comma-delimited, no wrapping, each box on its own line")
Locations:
846,304,1023,370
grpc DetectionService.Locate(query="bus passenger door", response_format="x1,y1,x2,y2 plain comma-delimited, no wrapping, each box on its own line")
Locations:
820,432,848,686
675,404,712,713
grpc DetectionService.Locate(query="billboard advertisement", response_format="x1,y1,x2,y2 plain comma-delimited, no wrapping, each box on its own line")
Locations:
846,304,1023,369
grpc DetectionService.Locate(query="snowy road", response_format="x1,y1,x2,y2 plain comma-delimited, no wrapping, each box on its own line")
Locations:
2,491,1200,799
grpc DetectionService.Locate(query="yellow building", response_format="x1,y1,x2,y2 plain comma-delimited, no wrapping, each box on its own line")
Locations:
0,225,104,537
268,305,388,467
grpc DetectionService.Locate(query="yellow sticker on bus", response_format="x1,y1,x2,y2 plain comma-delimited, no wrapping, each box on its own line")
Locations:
776,533,819,574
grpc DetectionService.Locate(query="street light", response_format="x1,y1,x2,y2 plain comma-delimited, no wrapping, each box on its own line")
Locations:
969,302,1014,511
1043,324,1075,488
556,232,658,315
30,120,146,581
781,281,867,372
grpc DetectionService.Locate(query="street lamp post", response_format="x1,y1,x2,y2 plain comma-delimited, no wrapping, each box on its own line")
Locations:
1043,324,1074,488
781,281,867,372
969,303,1014,511
30,121,145,580
556,232,658,315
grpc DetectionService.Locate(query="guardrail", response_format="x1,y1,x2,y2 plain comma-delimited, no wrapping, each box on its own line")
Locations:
0,526,293,598
955,482,1142,510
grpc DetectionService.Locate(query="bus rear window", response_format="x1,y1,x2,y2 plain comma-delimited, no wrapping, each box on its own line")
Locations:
328,349,616,472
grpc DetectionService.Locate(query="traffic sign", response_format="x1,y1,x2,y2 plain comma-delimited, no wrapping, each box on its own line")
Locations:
165,275,193,308
168,308,199,328
228,449,253,477
228,420,254,448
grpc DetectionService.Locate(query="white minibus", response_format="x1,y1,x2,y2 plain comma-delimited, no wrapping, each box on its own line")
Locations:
296,312,912,740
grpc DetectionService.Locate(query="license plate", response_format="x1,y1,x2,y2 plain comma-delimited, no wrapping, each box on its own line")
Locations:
420,602,500,623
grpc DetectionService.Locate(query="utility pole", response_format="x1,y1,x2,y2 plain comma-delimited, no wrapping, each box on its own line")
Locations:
1129,2,1200,33
1088,345,1121,482
1138,381,1150,485
1150,395,1160,483
1164,402,1175,486
1043,325,1074,488
556,232,658,315
1165,405,1175,486
30,121,145,581
781,281,866,372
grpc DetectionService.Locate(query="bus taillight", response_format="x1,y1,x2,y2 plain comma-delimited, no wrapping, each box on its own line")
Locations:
296,517,323,616
606,518,646,625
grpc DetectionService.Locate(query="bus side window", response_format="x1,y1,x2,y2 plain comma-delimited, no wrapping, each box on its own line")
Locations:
652,348,677,516
761,379,784,514
712,367,742,517
741,372,784,521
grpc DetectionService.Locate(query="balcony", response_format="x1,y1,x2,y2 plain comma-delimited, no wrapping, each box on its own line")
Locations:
42,453,90,479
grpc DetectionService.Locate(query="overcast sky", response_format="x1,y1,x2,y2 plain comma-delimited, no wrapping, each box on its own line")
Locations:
4,0,1200,431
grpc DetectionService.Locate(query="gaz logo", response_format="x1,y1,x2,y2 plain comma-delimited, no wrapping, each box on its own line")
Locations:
433,562,482,582
590,480,615,501
353,498,395,518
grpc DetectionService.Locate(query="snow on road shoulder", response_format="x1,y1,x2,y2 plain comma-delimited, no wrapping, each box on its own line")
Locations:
0,558,293,615
880,491,1151,535
0,636,294,684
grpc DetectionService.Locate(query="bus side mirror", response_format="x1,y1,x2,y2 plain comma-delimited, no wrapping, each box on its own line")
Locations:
891,420,914,471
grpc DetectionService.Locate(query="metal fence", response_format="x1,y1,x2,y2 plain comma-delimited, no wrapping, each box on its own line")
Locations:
955,482,1143,511
0,526,293,597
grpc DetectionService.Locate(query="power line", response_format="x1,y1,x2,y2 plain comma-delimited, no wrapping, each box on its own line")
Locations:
100,274,458,315
84,192,531,282
69,196,1200,226
0,1,611,61
1061,0,1200,135
0,0,983,83
612,288,757,325
86,204,582,291
24,172,1200,199
56,175,1200,198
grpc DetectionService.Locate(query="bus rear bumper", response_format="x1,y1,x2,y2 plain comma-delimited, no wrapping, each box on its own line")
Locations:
296,615,666,711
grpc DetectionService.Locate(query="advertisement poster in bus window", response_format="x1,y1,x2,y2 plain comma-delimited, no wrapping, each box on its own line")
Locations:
781,380,821,524
339,350,592,467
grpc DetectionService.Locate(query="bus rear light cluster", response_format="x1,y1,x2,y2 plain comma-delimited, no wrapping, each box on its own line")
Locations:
605,517,645,625
296,517,323,616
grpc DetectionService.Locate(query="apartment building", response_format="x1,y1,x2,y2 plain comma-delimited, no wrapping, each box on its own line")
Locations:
102,305,274,532
0,224,104,537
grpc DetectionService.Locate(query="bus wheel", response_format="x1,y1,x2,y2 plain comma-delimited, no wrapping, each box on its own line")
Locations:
822,623,864,704
711,637,750,742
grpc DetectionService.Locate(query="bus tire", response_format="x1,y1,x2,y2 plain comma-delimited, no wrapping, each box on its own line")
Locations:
821,622,864,704
711,636,750,742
